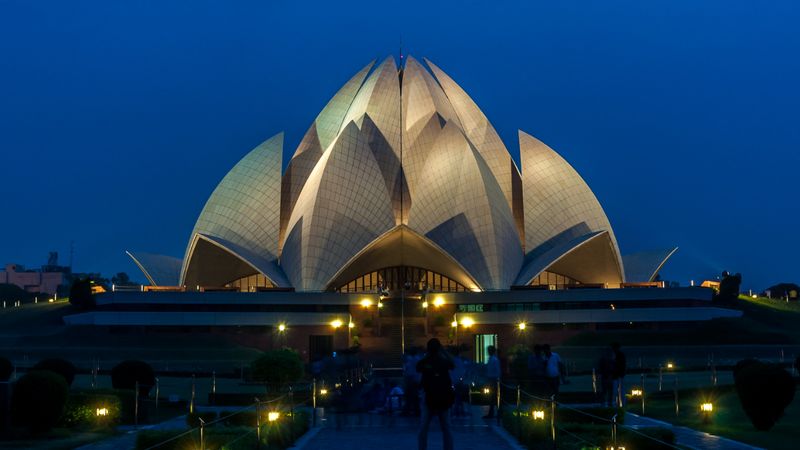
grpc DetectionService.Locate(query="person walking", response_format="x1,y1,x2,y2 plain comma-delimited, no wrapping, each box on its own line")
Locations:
483,345,501,418
596,347,616,407
542,344,564,397
611,342,627,407
417,338,455,450
527,344,546,395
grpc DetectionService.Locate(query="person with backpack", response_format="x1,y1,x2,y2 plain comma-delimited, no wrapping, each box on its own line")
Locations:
416,338,455,450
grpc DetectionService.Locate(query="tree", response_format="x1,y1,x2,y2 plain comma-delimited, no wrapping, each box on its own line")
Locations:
111,360,156,397
733,359,795,430
11,370,69,434
715,271,742,303
763,283,800,300
33,358,76,386
250,349,304,384
111,272,135,287
69,278,95,309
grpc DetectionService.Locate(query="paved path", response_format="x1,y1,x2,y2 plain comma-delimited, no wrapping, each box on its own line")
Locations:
295,404,522,450
626,412,763,450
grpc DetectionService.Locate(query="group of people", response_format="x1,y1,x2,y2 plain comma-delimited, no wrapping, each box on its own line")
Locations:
595,342,627,407
525,344,567,398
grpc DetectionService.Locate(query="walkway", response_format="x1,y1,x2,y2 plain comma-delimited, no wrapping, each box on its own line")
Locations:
298,408,521,450
626,412,763,450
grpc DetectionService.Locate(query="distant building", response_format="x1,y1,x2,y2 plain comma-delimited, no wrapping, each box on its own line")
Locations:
0,263,67,295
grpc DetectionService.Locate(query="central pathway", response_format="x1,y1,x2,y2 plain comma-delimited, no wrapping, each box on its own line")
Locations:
297,409,521,450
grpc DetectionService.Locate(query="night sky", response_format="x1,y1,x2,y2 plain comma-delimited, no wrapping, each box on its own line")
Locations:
1,1,798,291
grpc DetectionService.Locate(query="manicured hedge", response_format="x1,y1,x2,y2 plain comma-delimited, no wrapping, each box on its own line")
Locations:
60,391,122,428
11,370,69,433
138,410,309,450
733,358,795,430
111,360,156,396
501,408,672,450
33,358,77,386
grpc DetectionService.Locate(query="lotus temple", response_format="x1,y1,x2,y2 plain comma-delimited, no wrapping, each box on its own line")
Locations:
65,56,740,364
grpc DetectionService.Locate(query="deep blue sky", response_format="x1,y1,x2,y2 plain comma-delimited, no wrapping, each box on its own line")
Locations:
1,1,798,291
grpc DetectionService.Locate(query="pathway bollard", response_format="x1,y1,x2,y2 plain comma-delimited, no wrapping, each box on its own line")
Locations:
199,417,205,450
611,414,618,448
496,380,501,426
255,398,261,450
658,366,663,391
673,376,679,417
190,374,196,414
134,381,139,429
155,377,159,411
549,395,556,449
640,372,645,415
592,368,597,394
312,379,317,426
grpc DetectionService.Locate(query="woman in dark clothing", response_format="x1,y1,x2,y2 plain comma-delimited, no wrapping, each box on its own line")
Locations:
416,338,455,450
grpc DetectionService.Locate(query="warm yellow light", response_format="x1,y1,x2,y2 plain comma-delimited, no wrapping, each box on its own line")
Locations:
377,302,384,308
96,407,108,416
319,388,328,395
433,297,445,307
451,320,458,328
518,322,526,330
610,304,616,310
422,301,428,308
360,298,373,308
461,317,474,328
701,402,713,412
483,387,491,394
630,389,643,397
751,294,757,299
268,411,280,422
331,319,343,328
48,298,54,303
666,362,674,369
532,410,545,420
278,324,286,332
348,321,355,329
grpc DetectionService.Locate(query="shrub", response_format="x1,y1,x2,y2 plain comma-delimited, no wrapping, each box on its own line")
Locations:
33,358,77,386
60,391,121,428
111,360,156,396
11,370,69,433
733,358,796,430
0,356,12,381
250,349,304,384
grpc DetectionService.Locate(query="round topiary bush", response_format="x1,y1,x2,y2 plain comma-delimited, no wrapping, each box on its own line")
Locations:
0,356,13,381
250,349,304,384
33,358,76,386
11,370,69,433
734,358,796,430
111,360,156,396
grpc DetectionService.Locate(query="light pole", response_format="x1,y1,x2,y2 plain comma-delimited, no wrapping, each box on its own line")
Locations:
348,314,354,346
331,319,343,349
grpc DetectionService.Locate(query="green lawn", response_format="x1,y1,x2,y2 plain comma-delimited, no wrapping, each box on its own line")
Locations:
0,429,115,450
632,386,800,450
565,295,800,347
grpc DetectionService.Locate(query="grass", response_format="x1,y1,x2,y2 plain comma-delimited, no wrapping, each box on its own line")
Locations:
633,385,800,450
0,428,116,450
564,295,800,347
740,294,800,313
